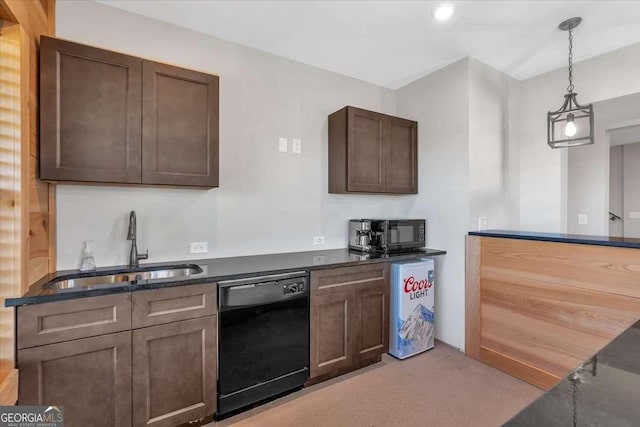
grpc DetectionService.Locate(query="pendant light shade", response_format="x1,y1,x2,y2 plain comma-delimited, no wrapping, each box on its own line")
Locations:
547,17,594,149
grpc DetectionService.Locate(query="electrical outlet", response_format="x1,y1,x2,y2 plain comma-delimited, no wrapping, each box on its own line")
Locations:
578,214,588,225
278,137,288,153
313,236,325,246
478,217,488,231
313,256,326,265
190,242,208,254
292,138,302,154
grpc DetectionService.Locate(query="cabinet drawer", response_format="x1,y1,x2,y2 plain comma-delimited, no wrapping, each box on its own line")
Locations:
132,284,217,328
311,263,389,295
17,293,132,349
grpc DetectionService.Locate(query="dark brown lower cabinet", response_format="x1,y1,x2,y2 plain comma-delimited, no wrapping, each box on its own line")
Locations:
16,288,218,427
18,331,133,427
309,263,390,383
354,283,389,363
132,316,217,427
310,291,353,378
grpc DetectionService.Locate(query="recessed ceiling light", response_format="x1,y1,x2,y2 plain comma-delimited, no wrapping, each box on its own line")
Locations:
433,4,454,21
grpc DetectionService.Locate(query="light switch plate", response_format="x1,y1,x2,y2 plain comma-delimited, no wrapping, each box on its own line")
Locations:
313,236,325,245
190,242,208,254
279,137,288,153
578,214,588,225
292,138,302,154
478,217,488,231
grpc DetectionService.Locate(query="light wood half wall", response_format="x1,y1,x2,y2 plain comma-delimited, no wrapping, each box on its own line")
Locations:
466,235,640,390
0,0,55,405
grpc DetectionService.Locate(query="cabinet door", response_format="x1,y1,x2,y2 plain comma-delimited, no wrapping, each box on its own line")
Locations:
40,36,142,183
18,332,132,427
310,291,353,378
142,61,219,187
310,263,389,381
347,107,386,193
354,281,390,363
132,316,216,427
385,117,418,193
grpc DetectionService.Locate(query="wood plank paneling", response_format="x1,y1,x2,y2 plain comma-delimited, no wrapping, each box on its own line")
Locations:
481,237,640,298
0,370,18,405
0,22,23,405
467,236,640,391
0,0,55,405
28,155,47,213
479,347,561,390
482,270,640,339
27,211,48,285
482,303,609,377
465,235,481,359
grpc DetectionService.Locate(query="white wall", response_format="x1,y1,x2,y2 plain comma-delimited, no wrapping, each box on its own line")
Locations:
468,58,518,231
623,142,640,238
512,42,640,233
566,111,610,236
55,1,417,270
396,59,470,350
609,145,623,237
566,93,640,236
395,58,514,350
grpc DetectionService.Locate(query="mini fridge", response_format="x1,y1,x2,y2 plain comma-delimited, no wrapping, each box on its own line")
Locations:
389,259,435,359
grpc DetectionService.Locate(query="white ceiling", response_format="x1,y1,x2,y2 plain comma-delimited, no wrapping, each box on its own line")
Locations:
95,0,640,89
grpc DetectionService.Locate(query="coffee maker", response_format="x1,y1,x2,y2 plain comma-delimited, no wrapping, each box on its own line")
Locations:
349,220,374,252
348,219,388,252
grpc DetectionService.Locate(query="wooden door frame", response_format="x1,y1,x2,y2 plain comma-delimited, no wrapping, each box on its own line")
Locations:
0,0,55,405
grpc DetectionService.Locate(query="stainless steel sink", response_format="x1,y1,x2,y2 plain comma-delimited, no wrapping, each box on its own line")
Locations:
47,265,203,291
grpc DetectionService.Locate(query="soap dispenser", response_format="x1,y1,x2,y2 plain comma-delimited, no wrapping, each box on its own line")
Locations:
79,240,97,271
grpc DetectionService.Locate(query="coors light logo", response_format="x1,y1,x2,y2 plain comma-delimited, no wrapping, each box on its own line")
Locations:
403,276,433,300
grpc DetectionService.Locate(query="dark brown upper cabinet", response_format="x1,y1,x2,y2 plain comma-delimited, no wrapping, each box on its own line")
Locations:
40,37,219,188
142,61,219,187
40,37,143,184
328,106,417,194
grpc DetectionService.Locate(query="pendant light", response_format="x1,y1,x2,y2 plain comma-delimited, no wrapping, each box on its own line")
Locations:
547,17,594,148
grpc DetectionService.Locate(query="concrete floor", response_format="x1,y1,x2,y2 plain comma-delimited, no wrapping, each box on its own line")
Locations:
212,343,542,427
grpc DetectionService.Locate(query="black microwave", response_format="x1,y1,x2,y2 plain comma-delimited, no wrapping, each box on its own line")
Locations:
348,219,426,253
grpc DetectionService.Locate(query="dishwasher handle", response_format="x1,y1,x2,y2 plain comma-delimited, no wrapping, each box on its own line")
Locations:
219,277,308,310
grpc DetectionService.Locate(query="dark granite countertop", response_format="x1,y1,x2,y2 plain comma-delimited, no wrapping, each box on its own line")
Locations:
504,319,640,426
469,229,640,249
6,248,446,307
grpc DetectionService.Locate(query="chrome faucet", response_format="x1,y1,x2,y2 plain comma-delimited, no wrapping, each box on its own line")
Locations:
127,210,148,268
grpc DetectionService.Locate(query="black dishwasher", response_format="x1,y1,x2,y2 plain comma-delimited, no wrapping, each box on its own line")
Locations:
216,271,309,418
